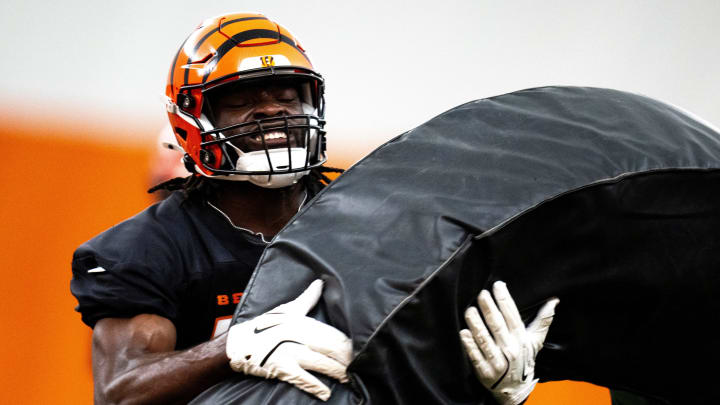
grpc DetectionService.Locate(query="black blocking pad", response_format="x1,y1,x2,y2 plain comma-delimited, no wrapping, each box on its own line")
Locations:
373,169,720,404
191,87,720,404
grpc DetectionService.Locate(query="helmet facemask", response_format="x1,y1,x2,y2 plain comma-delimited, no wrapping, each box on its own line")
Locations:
195,77,326,188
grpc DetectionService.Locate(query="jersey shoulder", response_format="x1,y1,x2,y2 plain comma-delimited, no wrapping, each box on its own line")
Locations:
75,192,191,267
70,192,200,326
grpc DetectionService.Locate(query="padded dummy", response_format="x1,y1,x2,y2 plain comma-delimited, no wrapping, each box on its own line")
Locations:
190,87,720,404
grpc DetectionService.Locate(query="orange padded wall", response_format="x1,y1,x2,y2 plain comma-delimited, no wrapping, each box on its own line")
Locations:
0,121,154,403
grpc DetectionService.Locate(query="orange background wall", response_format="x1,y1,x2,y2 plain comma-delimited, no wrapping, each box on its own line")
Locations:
0,117,608,404
0,119,155,403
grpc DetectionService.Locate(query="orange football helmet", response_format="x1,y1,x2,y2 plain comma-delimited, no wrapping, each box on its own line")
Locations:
165,12,326,188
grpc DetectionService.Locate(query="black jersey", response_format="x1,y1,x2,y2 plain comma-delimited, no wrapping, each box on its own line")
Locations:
70,191,267,350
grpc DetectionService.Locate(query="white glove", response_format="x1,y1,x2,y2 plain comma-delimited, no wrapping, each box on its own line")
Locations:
459,281,559,405
226,279,352,401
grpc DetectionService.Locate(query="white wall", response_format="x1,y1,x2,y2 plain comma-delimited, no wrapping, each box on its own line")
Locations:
1,0,718,155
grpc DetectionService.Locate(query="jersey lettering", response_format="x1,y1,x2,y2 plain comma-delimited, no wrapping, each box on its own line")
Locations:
232,292,243,304
216,292,244,306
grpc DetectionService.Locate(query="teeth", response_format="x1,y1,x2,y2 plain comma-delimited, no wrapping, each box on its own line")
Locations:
253,131,287,142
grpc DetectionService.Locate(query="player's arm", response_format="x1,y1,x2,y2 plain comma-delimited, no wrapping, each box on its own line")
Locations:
92,313,232,405
92,280,352,404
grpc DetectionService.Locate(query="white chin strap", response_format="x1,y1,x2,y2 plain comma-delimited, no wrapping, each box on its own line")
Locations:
233,147,310,188
197,147,311,188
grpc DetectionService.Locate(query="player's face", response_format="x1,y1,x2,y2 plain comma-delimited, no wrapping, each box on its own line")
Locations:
210,83,305,153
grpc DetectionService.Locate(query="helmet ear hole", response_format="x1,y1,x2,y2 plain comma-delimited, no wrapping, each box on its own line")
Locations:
199,149,216,166
177,93,195,110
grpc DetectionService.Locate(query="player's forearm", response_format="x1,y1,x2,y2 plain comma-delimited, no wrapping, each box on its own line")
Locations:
98,334,233,405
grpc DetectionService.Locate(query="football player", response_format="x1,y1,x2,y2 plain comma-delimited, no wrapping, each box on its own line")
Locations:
71,12,558,404
71,13,350,403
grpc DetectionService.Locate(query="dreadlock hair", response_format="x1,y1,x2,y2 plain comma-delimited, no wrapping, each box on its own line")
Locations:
147,165,344,201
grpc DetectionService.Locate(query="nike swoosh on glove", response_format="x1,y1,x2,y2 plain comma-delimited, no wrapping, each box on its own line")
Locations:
226,279,352,401
459,281,559,405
